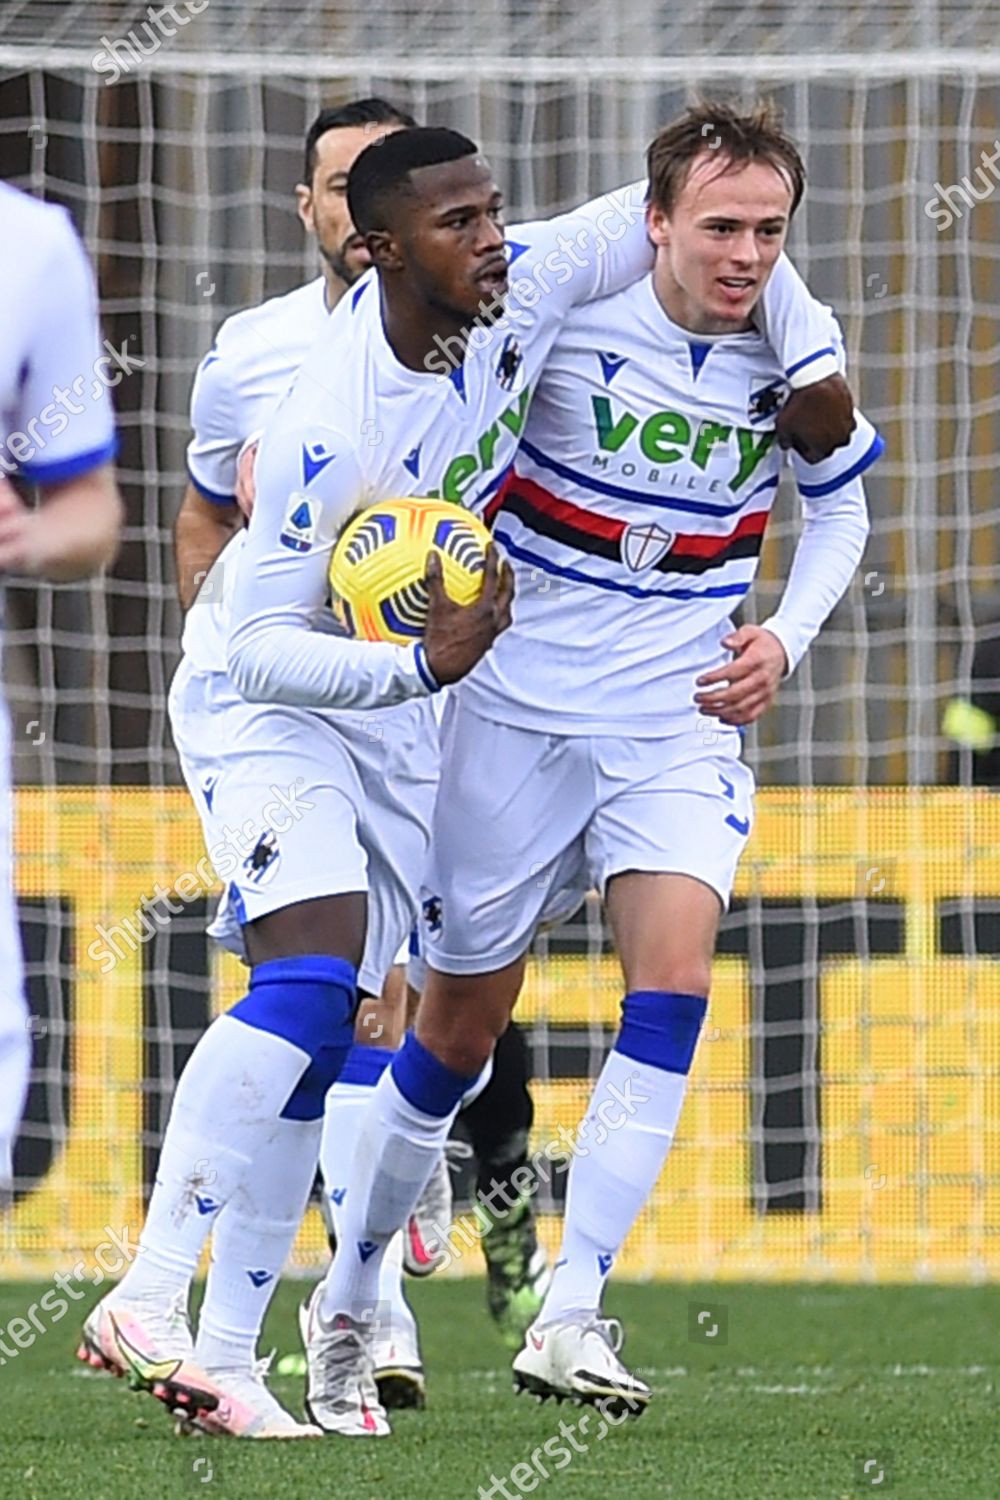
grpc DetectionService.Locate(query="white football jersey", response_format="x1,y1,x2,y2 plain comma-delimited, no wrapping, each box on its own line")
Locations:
459,274,882,736
181,275,329,673
229,185,843,715
0,183,117,484
186,274,328,504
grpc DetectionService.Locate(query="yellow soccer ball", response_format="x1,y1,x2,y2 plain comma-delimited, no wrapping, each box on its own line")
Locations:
329,497,493,645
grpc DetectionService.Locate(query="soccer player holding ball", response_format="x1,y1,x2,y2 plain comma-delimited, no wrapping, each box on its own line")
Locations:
81,100,455,1438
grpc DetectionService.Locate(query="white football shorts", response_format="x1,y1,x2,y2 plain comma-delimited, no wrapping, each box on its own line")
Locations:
168,658,439,997
421,697,755,975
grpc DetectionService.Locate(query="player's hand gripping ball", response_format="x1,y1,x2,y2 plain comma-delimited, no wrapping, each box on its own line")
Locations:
329,497,495,644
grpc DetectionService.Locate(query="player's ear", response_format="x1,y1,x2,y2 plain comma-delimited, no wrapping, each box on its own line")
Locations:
295,183,314,235
366,228,403,273
646,201,670,249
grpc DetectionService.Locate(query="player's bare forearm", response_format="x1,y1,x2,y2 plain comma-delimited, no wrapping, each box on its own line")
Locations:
694,625,788,728
174,482,242,610
0,466,123,581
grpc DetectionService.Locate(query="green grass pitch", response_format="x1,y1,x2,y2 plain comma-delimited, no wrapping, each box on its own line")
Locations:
0,1278,995,1499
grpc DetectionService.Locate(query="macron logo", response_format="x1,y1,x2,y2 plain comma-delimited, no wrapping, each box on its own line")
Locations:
195,1195,220,1216
598,352,628,387
358,1240,379,1263
330,1187,347,1206
403,446,422,480
597,1252,614,1275
247,1269,274,1289
302,441,336,487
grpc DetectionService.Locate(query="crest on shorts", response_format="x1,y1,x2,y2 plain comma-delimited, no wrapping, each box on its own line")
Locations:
748,377,788,425
422,895,443,936
621,521,675,572
243,829,280,886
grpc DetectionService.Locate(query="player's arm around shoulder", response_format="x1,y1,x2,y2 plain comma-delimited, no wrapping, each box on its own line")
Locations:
760,266,857,461
505,177,651,328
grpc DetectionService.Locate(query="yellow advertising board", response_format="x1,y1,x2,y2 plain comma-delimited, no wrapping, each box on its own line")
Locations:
3,788,998,1282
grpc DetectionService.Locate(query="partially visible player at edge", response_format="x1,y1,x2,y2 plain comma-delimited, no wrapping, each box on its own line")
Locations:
316,103,881,1429
0,183,123,1195
173,100,414,607
220,125,856,1434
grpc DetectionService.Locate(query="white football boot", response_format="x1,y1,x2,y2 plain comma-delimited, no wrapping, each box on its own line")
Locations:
299,1283,390,1437
403,1149,454,1277
77,1290,220,1423
372,1301,426,1410
512,1316,651,1419
181,1354,322,1439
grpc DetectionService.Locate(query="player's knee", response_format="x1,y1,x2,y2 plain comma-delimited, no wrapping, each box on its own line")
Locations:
231,953,357,1056
415,1000,504,1077
656,960,712,999
415,1024,496,1079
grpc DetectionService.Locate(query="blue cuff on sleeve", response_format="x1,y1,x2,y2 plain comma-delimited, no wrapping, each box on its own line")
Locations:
797,431,885,498
785,346,837,381
18,436,118,486
414,643,441,693
188,468,238,506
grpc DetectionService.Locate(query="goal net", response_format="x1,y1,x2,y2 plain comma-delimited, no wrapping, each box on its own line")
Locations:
1,0,998,1283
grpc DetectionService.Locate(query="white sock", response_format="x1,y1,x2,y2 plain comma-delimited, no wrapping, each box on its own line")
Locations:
321,1071,414,1328
116,1014,311,1304
320,1076,383,1221
540,1048,689,1326
196,1116,321,1372
319,1070,458,1323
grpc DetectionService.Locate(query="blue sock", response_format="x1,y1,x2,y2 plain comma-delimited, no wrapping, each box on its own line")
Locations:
391,1032,479,1117
231,954,357,1122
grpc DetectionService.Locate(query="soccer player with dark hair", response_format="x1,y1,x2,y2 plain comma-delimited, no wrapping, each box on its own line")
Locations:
174,97,416,610
80,99,439,1440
